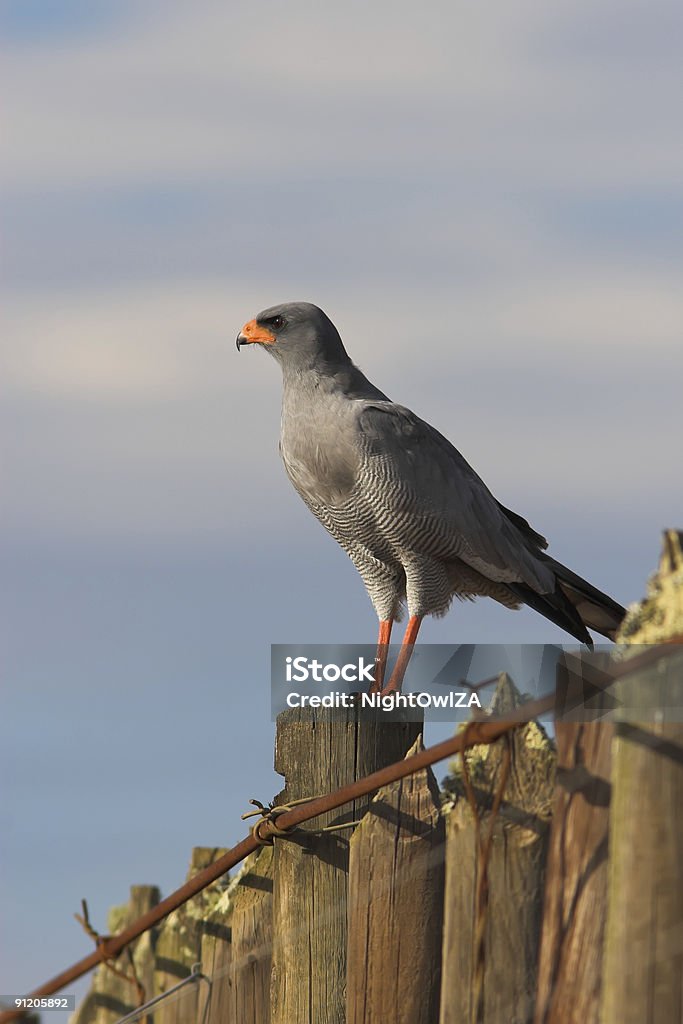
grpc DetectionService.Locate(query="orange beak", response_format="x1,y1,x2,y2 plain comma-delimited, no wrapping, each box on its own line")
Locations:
236,319,276,350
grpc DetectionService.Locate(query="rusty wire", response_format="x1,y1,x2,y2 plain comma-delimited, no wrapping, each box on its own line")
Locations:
0,640,679,1024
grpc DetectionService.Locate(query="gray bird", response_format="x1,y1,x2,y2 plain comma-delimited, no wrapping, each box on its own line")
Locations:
237,302,625,693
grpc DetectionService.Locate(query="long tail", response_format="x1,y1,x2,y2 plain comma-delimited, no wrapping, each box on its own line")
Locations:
548,557,626,640
496,501,626,644
509,557,626,645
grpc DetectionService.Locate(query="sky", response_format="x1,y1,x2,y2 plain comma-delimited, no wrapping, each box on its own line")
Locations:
1,0,682,1016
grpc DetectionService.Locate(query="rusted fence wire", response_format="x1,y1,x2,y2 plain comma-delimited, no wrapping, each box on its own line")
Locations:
1,641,677,1024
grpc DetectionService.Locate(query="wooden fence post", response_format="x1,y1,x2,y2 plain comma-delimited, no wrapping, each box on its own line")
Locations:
153,847,228,1024
439,675,556,1024
230,846,273,1023
199,888,232,1024
346,734,444,1024
533,693,613,1024
600,530,683,1024
270,705,421,1024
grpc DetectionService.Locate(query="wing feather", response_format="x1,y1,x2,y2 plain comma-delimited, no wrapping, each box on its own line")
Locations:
357,402,554,593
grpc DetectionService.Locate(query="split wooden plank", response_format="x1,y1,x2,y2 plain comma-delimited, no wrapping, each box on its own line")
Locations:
346,734,445,1024
440,674,556,1024
601,530,683,1024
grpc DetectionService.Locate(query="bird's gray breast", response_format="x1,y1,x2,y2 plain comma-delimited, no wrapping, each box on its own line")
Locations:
279,393,360,507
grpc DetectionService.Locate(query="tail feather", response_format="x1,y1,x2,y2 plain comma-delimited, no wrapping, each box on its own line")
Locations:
497,503,626,642
508,580,595,646
544,556,626,641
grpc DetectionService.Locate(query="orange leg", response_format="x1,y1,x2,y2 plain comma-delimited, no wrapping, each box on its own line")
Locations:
381,615,423,695
369,619,393,693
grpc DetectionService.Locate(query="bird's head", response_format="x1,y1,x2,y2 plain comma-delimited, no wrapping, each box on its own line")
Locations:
236,301,349,372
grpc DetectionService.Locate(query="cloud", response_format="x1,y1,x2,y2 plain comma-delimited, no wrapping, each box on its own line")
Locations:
2,0,681,190
2,280,236,400
2,0,681,541
4,172,682,300
3,270,681,545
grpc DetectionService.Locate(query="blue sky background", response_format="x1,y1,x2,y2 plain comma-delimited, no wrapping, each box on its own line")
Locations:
1,0,682,1015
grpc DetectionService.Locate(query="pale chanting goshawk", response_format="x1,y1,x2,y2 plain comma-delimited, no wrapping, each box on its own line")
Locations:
237,302,625,694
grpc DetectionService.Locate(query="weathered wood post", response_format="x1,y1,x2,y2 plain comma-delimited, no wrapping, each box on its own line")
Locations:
154,847,228,1024
346,734,445,1024
600,530,683,1024
534,655,614,1024
199,891,232,1024
270,705,421,1024
230,846,273,1023
70,885,160,1024
439,675,556,1024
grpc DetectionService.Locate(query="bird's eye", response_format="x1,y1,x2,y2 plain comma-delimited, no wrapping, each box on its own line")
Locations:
270,315,285,330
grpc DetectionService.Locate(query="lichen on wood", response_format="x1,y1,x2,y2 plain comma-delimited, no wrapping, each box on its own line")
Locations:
617,529,683,644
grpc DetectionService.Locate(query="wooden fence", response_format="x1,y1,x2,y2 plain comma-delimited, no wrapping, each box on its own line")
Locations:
68,530,683,1024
